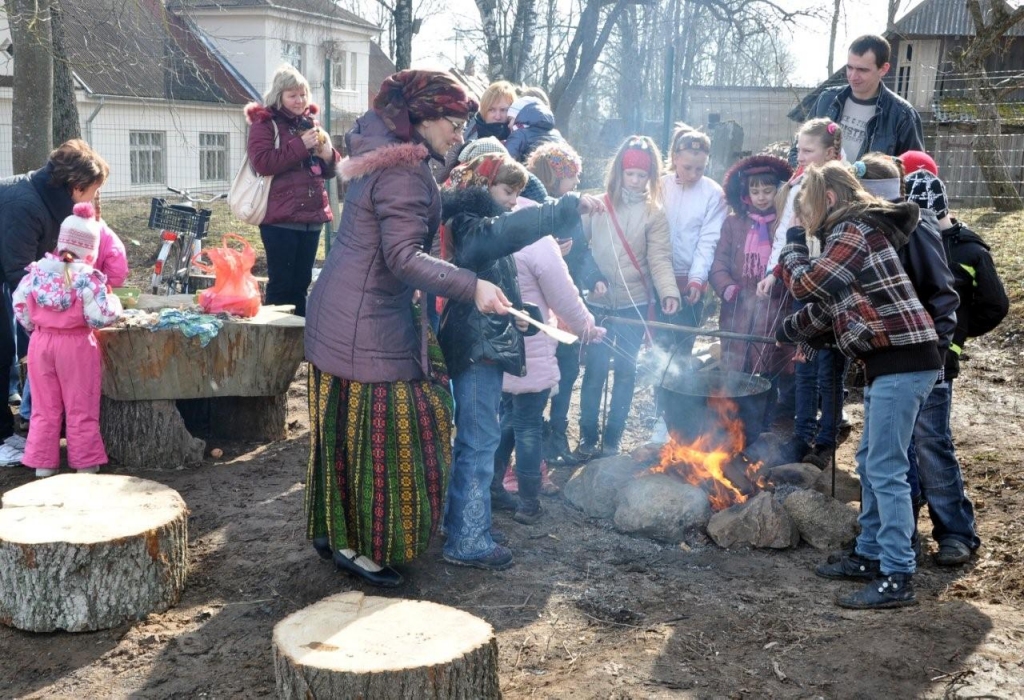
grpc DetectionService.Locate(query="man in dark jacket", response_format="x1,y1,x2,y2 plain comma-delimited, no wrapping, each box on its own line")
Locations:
903,169,1008,566
789,35,923,166
0,140,108,440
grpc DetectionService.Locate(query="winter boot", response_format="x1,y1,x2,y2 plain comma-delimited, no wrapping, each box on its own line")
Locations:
490,463,519,512
513,474,543,525
574,425,602,462
502,463,520,494
602,426,623,457
837,572,918,609
546,426,577,466
539,460,560,496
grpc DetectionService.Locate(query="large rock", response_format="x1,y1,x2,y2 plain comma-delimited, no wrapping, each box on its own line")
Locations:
813,466,862,503
612,474,711,542
564,454,649,519
706,491,800,549
783,489,860,550
766,462,822,490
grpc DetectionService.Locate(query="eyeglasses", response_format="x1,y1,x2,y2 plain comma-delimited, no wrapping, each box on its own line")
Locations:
444,116,466,131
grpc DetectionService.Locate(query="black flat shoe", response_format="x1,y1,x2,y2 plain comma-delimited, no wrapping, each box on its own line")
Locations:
312,537,333,561
332,551,404,588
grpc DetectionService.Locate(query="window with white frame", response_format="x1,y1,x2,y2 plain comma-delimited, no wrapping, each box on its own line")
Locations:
282,41,303,73
199,133,229,181
130,131,165,185
332,51,358,91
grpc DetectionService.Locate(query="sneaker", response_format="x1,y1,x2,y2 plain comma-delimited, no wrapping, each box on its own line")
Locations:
35,468,58,478
513,501,542,525
837,573,918,609
803,443,834,470
934,539,971,567
539,460,560,496
77,466,100,474
443,544,514,571
815,552,881,581
573,439,601,462
545,430,577,466
8,392,21,406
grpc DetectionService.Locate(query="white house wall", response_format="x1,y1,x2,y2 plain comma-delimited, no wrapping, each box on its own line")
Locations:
0,93,248,198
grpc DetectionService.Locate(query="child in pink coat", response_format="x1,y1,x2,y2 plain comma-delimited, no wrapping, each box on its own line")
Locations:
13,202,123,478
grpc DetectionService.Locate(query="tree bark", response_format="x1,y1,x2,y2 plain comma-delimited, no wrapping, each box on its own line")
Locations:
273,591,500,699
7,0,54,173
50,1,81,144
827,0,842,76
393,0,413,70
0,474,188,632
100,397,207,470
476,0,508,79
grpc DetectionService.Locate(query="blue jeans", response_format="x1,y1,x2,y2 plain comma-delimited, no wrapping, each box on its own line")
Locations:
443,363,504,560
579,307,645,445
855,369,939,575
259,224,322,317
494,389,550,500
794,348,845,447
19,377,30,420
908,381,980,550
548,342,581,434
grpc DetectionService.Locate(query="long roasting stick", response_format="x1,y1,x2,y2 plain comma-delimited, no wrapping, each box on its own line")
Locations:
603,316,777,345
505,306,579,345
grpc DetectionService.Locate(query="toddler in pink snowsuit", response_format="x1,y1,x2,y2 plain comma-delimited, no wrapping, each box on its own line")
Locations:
13,202,123,478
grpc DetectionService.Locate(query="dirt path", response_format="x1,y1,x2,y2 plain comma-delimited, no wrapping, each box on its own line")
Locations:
2,335,1024,699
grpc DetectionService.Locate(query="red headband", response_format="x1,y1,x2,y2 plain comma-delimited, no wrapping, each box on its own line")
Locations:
622,148,652,172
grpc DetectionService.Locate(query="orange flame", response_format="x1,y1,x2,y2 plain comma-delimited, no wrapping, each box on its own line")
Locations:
649,396,763,510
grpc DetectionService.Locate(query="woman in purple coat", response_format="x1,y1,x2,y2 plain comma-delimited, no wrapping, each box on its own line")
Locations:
303,71,509,587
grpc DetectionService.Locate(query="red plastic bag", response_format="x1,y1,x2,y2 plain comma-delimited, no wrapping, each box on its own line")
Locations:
193,234,262,318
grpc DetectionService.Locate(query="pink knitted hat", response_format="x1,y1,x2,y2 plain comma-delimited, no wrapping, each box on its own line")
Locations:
57,202,101,265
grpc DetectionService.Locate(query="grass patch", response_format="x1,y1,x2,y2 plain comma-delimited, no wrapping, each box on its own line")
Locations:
100,197,332,291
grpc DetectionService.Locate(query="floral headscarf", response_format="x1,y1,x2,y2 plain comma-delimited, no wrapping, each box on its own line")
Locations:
373,70,478,142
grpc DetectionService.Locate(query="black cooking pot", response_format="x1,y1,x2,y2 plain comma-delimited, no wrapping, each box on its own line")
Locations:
659,369,772,448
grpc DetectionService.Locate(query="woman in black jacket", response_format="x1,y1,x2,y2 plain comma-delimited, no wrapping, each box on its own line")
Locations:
0,140,109,440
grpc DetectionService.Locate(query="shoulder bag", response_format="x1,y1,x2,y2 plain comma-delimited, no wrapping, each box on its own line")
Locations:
229,119,279,225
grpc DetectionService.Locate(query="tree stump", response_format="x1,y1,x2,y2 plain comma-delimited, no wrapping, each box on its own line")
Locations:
273,591,501,699
101,397,206,469
0,474,188,632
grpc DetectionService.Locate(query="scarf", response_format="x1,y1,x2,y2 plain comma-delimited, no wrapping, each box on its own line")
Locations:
743,211,776,281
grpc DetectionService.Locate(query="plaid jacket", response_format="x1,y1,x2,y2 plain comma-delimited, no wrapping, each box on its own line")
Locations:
778,211,941,380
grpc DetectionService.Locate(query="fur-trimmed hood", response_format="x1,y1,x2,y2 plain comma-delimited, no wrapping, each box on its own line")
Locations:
339,110,430,182
722,154,792,213
441,186,507,222
244,101,319,125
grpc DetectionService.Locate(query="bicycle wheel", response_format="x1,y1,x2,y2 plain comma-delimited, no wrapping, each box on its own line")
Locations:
160,234,196,294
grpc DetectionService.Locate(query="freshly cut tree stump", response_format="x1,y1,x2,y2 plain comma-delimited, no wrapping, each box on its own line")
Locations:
0,474,188,632
273,591,500,699
101,397,206,470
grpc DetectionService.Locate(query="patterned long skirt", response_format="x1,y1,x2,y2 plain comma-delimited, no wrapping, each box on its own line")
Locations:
305,365,454,565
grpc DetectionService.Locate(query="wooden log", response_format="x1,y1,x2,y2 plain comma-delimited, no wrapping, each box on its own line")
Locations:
273,591,501,700
101,397,206,469
0,474,188,632
98,306,304,401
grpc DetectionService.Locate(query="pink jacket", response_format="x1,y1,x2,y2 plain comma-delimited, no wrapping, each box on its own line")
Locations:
13,255,123,332
97,221,129,288
502,235,594,394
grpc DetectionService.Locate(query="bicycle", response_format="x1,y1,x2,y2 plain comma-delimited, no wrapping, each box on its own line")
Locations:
148,188,226,294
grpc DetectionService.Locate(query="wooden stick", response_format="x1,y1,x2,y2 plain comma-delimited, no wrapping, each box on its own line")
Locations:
603,315,777,345
505,306,579,344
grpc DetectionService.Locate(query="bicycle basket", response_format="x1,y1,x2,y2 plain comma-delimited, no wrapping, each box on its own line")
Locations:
148,198,213,239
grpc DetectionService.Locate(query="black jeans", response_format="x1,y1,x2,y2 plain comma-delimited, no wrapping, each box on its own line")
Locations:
0,286,16,439
494,389,551,501
548,341,581,434
259,223,322,317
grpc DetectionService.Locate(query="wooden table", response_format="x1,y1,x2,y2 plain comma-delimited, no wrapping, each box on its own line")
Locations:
97,304,305,469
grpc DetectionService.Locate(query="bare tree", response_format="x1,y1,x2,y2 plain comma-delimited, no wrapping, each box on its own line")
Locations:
7,0,55,173
827,0,842,76
51,2,81,144
954,0,1023,211
887,0,905,30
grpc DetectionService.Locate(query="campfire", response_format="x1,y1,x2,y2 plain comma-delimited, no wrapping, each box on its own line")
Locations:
649,395,764,511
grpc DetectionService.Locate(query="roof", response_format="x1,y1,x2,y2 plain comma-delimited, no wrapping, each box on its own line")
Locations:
170,0,378,31
892,0,1024,37
59,0,256,104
